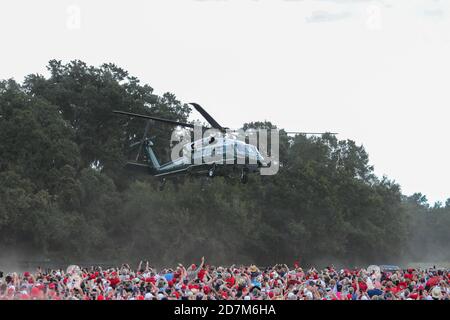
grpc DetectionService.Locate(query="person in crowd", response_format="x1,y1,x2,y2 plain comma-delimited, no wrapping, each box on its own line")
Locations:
0,260,448,300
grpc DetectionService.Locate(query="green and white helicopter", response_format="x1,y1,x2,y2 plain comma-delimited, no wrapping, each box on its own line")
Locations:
114,103,334,189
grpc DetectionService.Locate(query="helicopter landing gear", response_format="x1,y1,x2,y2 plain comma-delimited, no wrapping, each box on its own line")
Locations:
240,168,248,184
158,178,166,191
208,163,216,178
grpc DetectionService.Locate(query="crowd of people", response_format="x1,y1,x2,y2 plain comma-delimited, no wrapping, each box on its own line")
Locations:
1,258,449,300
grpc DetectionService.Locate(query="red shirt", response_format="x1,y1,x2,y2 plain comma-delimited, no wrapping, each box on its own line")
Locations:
398,282,407,290
188,284,200,290
198,269,206,281
426,276,440,288
109,277,120,287
225,277,235,288
221,290,228,299
353,281,368,292
409,293,418,300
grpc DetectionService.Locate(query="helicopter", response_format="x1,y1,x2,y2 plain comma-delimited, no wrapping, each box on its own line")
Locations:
114,103,335,189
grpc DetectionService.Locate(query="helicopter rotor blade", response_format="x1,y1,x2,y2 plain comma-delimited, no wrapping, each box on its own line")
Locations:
113,110,199,129
189,103,225,131
285,132,338,135
225,129,338,135
114,110,338,140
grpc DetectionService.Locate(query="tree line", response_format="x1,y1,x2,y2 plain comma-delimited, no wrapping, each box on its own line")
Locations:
0,60,449,267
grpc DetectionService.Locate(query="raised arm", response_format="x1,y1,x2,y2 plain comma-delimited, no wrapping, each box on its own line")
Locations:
198,257,205,271
178,263,187,279
192,257,205,276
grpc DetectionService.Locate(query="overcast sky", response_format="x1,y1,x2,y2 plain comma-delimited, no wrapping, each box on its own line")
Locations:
1,0,449,203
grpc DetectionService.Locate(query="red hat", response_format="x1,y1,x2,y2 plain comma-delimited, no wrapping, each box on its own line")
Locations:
24,272,30,277
268,291,274,298
137,295,144,300
97,295,105,301
49,283,56,289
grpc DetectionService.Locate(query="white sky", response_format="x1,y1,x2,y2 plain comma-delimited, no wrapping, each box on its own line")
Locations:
1,0,449,203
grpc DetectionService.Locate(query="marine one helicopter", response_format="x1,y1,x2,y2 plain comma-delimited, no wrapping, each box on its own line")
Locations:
114,103,335,189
